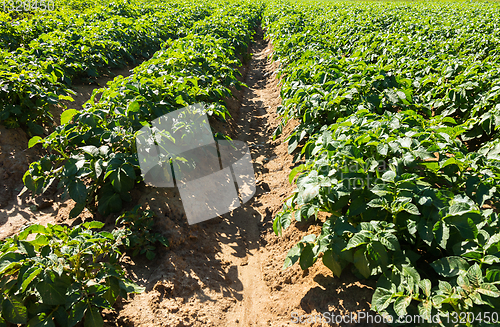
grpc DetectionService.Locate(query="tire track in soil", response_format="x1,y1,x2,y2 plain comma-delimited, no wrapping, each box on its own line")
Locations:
222,28,279,326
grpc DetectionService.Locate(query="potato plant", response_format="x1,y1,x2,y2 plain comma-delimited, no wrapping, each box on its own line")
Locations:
116,205,169,260
0,221,144,327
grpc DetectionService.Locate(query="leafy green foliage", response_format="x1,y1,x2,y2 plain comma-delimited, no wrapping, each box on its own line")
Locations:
266,1,500,148
0,0,214,134
0,222,144,327
265,0,500,324
22,0,263,216
116,205,168,260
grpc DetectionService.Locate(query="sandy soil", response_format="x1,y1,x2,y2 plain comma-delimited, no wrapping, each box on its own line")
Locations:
0,29,380,327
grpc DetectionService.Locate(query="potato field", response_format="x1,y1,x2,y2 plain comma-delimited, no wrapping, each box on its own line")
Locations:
1,0,500,326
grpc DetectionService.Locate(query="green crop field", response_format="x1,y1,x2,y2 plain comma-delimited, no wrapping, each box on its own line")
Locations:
266,0,500,323
1,0,500,325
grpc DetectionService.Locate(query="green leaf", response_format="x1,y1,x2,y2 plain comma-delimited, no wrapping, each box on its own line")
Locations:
289,164,304,185
273,211,291,236
377,143,389,156
394,295,412,317
345,233,368,250
69,181,87,204
27,314,55,327
380,233,399,251
438,280,453,294
371,241,389,268
467,263,483,287
322,249,342,277
288,135,298,153
53,305,68,327
402,202,420,215
301,183,320,203
118,280,145,294
80,146,99,157
28,136,43,148
284,244,302,269
61,109,79,125
21,267,42,292
381,171,396,182
433,220,449,249
19,241,36,257
121,165,136,179
97,191,122,216
417,219,434,246
402,265,421,283
0,252,24,274
300,234,316,243
19,224,47,239
476,283,500,297
146,251,155,260
431,256,469,278
418,300,432,322
299,243,316,270
82,221,105,230
36,281,68,305
2,296,27,324
84,307,103,327
367,198,387,209
485,233,500,251
29,235,49,248
446,215,477,239
353,248,371,278
486,269,500,283
69,202,85,219
419,279,432,298
372,287,393,311
127,100,140,114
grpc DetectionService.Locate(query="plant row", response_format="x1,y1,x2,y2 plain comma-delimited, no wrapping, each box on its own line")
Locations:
1,0,142,51
265,0,500,325
0,206,168,326
1,0,263,325
0,0,214,134
267,1,500,150
23,0,263,219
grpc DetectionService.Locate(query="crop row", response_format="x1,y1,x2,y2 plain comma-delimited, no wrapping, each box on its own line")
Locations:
265,0,500,323
0,0,139,51
23,0,263,221
0,209,167,326
0,0,214,134
267,1,500,149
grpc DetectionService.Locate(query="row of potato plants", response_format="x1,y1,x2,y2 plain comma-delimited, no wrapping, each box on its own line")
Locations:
22,0,263,220
0,0,141,51
0,0,213,134
0,207,168,326
265,0,500,325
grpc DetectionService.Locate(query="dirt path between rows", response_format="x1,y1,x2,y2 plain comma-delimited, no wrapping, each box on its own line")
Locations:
223,28,283,327
108,27,299,327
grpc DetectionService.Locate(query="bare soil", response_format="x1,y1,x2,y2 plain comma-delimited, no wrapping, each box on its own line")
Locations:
0,29,378,326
